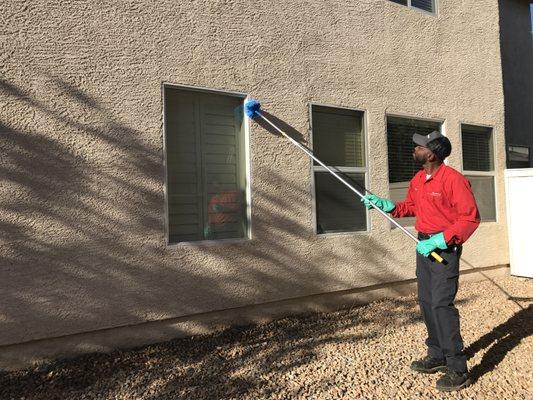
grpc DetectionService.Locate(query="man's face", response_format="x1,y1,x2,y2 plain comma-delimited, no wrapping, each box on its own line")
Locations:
413,145,433,165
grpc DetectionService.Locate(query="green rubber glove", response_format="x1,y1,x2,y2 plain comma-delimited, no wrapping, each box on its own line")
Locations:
360,194,395,213
416,232,448,257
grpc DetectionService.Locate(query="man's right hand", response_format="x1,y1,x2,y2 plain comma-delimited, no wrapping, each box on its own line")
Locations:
360,194,396,213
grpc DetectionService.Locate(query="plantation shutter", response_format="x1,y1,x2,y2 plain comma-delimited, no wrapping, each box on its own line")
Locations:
166,91,204,243
201,97,246,240
165,88,246,243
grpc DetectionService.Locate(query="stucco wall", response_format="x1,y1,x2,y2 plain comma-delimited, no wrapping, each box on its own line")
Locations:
499,0,533,155
1,0,508,350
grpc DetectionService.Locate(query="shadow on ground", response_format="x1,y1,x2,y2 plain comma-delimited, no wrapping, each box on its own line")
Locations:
466,304,532,383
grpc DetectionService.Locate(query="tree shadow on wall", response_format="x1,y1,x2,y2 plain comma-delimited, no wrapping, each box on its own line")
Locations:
0,75,449,398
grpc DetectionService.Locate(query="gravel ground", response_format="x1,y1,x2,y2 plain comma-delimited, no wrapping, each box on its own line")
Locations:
1,275,532,400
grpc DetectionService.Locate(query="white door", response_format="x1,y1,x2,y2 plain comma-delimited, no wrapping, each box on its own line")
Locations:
505,169,533,278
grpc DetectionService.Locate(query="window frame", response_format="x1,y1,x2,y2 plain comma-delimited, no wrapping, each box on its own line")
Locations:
388,0,438,16
309,102,370,236
507,144,531,169
385,112,445,230
459,122,498,224
161,82,252,246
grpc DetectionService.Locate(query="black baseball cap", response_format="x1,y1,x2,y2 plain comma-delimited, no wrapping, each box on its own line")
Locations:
413,130,452,161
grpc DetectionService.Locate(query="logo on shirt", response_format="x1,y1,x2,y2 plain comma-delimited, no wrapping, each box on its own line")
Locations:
429,192,442,197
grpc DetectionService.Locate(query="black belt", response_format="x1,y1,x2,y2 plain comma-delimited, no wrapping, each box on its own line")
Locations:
417,232,462,254
418,232,437,240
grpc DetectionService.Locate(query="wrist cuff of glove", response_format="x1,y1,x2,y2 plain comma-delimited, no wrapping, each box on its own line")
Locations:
432,232,447,250
384,203,395,213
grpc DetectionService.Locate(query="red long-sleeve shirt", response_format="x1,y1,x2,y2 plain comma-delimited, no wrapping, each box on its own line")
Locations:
391,164,480,245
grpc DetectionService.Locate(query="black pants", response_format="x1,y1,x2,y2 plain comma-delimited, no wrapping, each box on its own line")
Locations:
416,233,467,373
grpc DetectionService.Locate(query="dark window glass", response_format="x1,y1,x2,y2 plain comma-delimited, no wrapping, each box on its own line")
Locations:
461,124,496,222
388,0,435,13
312,106,364,168
387,116,441,183
311,105,367,233
508,146,530,169
387,116,441,228
315,172,367,234
461,125,494,171
411,0,434,13
466,175,496,222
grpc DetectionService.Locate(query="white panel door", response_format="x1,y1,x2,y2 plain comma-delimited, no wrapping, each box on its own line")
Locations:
505,169,533,278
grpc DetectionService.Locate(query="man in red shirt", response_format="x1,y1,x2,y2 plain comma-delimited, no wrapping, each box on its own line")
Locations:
362,131,480,392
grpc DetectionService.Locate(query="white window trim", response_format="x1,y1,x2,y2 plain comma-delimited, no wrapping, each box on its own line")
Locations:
161,82,252,247
309,102,370,236
459,122,498,224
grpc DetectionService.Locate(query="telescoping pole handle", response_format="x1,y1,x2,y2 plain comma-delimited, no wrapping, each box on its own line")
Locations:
255,110,445,264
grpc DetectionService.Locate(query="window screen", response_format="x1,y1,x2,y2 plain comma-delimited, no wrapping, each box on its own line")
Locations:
461,124,496,222
311,105,367,234
164,87,248,243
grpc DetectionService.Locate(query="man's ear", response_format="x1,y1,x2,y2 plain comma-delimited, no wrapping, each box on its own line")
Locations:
427,151,437,162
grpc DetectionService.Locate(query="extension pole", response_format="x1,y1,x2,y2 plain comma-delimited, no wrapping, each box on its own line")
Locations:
249,105,444,263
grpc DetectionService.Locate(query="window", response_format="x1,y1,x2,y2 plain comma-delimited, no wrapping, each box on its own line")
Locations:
163,86,249,243
461,124,496,222
508,145,531,169
311,105,367,234
387,116,441,227
388,0,436,14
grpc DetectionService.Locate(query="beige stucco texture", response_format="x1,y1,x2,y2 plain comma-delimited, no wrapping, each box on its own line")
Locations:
1,0,508,352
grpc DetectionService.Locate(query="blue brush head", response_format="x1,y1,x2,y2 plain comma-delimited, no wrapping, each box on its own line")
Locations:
244,99,261,119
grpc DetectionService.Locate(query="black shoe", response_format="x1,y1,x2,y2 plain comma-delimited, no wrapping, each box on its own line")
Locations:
410,356,447,373
436,370,471,392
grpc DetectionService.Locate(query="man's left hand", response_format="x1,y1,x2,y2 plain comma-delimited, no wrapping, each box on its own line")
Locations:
416,232,448,257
